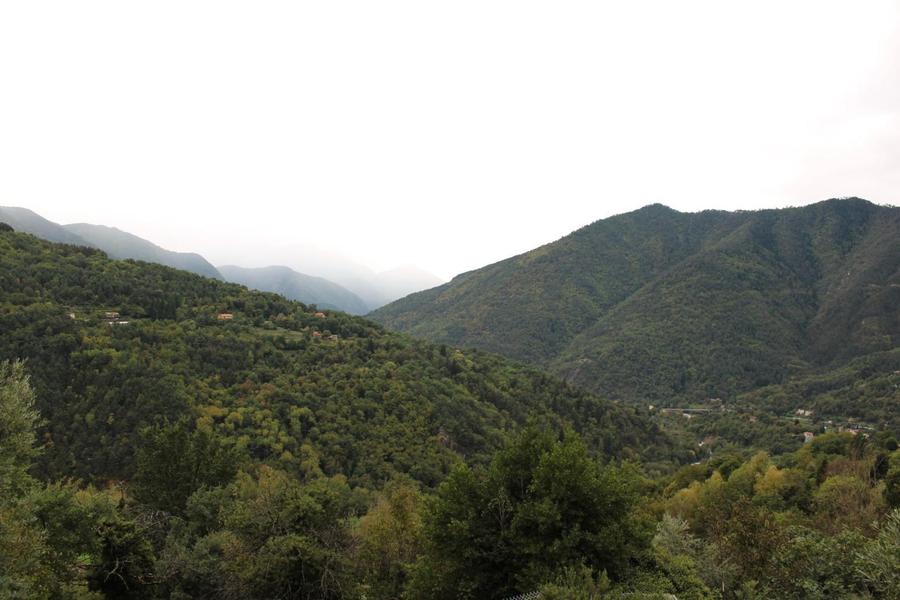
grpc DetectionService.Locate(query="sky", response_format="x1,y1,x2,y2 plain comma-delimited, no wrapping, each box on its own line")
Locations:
1,1,898,281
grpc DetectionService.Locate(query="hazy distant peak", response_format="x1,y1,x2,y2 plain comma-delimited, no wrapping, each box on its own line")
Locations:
217,264,369,314
62,222,223,280
0,206,92,247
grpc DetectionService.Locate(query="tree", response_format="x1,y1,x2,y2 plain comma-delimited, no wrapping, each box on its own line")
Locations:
884,449,900,508
538,565,610,600
813,475,886,534
219,466,355,600
0,360,55,598
407,425,651,599
0,361,123,599
354,479,424,599
0,360,41,497
132,419,242,515
855,508,900,598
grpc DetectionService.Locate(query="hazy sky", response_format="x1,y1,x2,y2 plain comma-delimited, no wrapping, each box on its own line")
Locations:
2,2,898,280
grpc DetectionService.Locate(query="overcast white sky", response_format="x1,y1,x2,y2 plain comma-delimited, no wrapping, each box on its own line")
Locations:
1,1,898,280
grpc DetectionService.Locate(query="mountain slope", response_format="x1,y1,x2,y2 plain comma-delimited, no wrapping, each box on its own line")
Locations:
371,205,745,363
371,199,900,403
218,264,369,314
64,222,223,280
0,206,92,246
0,229,678,487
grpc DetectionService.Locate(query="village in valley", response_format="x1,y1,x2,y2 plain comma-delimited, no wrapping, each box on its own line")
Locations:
651,397,880,462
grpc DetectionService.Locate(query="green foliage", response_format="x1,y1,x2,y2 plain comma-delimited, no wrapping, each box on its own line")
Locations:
4,212,900,599
407,426,651,599
132,419,242,515
854,508,900,598
0,360,56,598
373,199,900,414
738,348,900,434
662,434,896,597
0,361,152,599
352,479,424,598
538,564,610,599
0,360,41,497
885,449,900,507
645,515,712,600
157,466,359,600
81,492,158,599
0,229,674,490
767,526,867,599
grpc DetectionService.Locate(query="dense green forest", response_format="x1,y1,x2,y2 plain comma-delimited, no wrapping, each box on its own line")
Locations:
634,348,900,459
0,229,675,488
371,199,900,416
3,361,899,598
2,224,899,599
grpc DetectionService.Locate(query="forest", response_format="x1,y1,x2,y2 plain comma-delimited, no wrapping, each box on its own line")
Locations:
3,360,899,599
372,199,900,411
1,227,899,598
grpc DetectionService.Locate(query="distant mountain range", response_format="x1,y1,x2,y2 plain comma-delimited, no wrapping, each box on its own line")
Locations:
65,222,223,281
371,198,900,405
0,206,442,313
218,265,369,314
0,206,222,280
246,242,446,310
0,206,96,247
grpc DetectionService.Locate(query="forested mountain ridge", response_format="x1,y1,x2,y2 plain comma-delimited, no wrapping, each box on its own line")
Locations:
0,206,92,246
371,198,900,404
64,222,223,280
218,264,370,314
0,207,223,280
1,206,440,313
0,227,676,488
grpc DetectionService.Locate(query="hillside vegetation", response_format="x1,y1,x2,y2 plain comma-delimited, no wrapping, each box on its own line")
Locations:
3,357,899,598
0,228,673,488
371,199,900,408
2,223,899,599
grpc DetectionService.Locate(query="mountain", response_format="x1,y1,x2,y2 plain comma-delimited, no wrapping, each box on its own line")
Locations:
231,242,445,309
218,264,369,314
0,207,224,280
64,222,223,280
0,206,441,311
2,214,896,600
0,206,92,246
371,198,900,404
0,228,677,487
